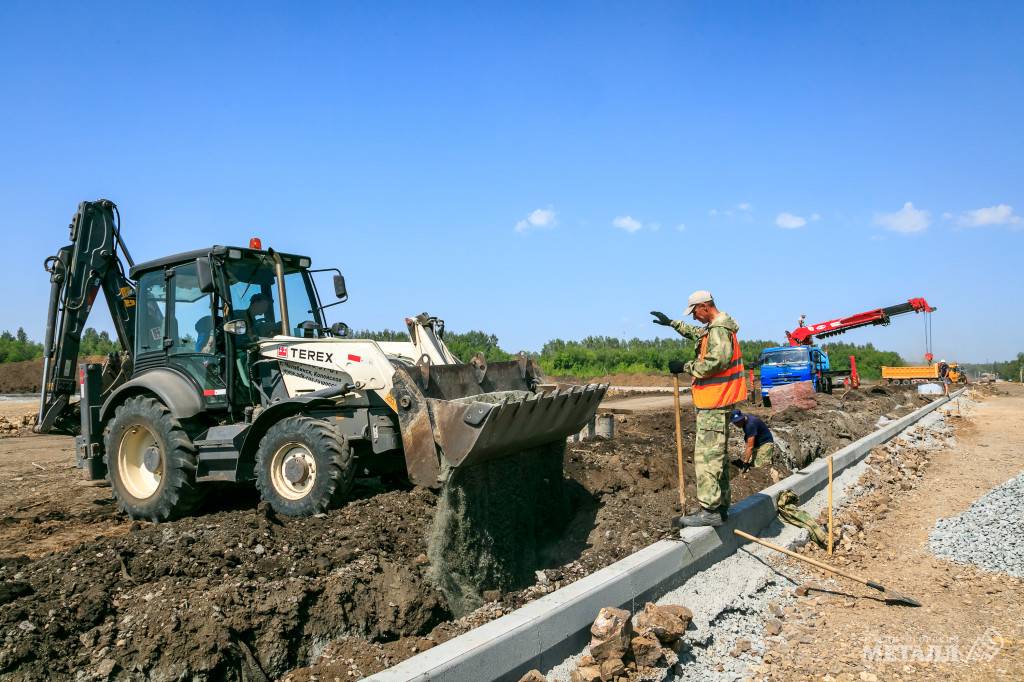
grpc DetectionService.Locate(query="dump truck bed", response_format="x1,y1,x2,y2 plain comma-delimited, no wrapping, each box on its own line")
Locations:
881,365,939,380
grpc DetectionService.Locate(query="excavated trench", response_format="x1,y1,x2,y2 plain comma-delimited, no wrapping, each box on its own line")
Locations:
0,386,933,681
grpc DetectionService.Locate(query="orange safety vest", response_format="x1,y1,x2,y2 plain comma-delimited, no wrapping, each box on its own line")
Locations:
692,331,747,409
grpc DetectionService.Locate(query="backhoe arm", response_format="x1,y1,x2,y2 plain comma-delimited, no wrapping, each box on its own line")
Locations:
37,200,137,434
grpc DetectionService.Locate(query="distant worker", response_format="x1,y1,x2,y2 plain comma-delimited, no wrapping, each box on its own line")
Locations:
729,409,775,468
651,290,746,528
937,358,950,396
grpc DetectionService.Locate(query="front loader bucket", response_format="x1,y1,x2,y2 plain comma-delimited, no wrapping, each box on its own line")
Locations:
390,360,608,487
431,385,605,468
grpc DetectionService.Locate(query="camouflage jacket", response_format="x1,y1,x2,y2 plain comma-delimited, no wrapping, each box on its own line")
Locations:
670,312,741,379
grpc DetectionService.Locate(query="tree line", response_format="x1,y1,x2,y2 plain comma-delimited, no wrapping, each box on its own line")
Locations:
960,354,1024,381
9,325,1016,383
0,328,118,363
353,329,912,380
818,342,905,381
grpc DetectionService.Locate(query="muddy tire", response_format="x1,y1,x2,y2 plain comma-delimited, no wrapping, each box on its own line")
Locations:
255,416,355,516
104,395,205,522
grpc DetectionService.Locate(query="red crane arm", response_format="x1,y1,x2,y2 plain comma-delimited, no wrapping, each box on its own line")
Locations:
786,297,935,346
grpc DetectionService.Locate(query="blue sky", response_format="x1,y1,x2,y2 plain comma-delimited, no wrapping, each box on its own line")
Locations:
1,1,1021,362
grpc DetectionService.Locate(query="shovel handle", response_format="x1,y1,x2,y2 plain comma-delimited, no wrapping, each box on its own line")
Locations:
672,373,686,510
733,529,872,588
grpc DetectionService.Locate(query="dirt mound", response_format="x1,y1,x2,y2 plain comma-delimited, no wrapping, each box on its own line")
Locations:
0,360,43,394
0,488,446,681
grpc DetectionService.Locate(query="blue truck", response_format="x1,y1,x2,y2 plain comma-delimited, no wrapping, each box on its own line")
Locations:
757,345,840,406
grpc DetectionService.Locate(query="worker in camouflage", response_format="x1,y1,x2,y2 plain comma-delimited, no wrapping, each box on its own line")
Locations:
652,290,746,528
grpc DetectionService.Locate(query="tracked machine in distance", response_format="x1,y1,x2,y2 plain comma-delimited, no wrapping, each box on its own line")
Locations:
37,199,607,521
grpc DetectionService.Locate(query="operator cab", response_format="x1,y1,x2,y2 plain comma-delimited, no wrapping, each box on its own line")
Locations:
128,245,344,412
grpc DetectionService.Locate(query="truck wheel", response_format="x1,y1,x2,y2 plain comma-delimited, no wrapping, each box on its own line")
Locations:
255,416,355,516
104,395,204,522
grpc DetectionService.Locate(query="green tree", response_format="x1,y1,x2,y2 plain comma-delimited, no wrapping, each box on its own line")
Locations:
80,328,120,356
0,328,43,363
444,330,512,362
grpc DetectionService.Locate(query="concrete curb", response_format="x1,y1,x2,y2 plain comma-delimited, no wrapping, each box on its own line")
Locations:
367,388,965,682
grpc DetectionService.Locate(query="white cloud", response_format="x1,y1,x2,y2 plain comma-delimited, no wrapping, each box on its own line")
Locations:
956,204,1022,228
612,215,643,233
709,202,753,221
775,212,807,229
514,207,557,233
810,213,821,222
874,202,930,234
675,223,686,232
648,222,662,232
942,211,953,220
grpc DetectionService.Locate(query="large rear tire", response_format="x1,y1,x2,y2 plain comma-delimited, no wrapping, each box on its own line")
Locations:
104,395,205,522
255,416,355,516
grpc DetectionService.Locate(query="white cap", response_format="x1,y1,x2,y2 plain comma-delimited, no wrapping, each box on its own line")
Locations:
685,290,714,316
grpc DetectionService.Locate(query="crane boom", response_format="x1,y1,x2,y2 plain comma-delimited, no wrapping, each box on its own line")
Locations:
785,297,935,346
36,200,137,434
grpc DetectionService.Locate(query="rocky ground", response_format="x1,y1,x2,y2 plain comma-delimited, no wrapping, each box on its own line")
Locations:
0,385,934,680
929,470,1024,578
697,384,1024,682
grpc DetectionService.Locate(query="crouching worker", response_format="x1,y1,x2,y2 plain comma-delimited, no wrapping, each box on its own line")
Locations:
730,409,775,468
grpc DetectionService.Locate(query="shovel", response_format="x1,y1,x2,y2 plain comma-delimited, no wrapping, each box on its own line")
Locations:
671,372,686,511
733,529,922,607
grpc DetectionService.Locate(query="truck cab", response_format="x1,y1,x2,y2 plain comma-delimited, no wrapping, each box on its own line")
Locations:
758,345,833,404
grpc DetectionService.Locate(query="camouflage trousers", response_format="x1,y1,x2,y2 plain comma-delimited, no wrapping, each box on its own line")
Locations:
753,442,775,468
694,407,731,510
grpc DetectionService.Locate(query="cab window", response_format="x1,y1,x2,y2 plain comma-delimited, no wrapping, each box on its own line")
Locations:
168,262,216,355
136,271,167,355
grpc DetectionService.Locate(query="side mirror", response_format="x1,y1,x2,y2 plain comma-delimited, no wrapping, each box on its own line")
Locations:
333,274,348,300
330,321,350,337
223,319,248,335
196,257,215,293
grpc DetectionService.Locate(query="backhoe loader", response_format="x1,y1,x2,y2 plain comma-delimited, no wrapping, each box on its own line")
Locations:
37,199,606,521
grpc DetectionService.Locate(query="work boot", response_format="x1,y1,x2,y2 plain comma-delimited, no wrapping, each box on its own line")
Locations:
672,507,727,528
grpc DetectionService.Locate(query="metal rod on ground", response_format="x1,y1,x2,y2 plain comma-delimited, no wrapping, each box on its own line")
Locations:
733,529,921,606
672,372,686,511
827,456,834,555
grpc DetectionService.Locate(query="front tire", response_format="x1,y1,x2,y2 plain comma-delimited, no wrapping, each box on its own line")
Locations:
104,395,205,521
255,416,355,516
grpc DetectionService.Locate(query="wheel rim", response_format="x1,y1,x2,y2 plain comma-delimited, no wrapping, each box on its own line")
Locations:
270,442,317,500
117,424,163,500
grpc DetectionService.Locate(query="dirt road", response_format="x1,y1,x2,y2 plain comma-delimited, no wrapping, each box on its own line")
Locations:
600,391,693,414
0,399,128,558
757,384,1024,681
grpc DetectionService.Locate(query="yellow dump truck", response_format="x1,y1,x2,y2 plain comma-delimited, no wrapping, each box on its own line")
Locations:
882,363,966,384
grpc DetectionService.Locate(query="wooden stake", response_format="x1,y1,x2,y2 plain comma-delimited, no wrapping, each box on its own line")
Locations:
672,373,686,511
827,455,834,555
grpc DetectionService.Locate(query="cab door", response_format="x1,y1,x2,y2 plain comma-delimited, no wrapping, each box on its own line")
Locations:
166,261,229,408
134,262,228,408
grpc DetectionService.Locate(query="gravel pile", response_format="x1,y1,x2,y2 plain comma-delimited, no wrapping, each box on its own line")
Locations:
929,472,1024,577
